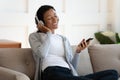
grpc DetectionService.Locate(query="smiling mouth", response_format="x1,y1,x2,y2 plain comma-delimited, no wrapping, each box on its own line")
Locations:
53,23,57,25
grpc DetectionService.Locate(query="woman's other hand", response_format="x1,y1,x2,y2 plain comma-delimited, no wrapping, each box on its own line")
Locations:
76,39,90,53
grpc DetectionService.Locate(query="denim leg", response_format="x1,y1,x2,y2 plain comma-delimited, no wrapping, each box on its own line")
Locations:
85,69,119,80
42,66,92,80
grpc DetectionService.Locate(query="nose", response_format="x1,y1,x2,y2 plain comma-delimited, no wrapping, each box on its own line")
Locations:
53,17,59,23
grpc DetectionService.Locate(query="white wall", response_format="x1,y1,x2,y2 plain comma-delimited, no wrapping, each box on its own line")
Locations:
0,0,120,47
0,0,29,47
113,0,120,32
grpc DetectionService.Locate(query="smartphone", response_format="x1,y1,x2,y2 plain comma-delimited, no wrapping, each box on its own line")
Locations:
80,38,93,47
35,16,44,26
86,38,93,42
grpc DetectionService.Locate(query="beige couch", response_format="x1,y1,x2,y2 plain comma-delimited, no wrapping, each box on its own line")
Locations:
0,44,120,80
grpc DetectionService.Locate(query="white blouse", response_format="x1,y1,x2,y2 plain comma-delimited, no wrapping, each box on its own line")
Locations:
42,34,70,70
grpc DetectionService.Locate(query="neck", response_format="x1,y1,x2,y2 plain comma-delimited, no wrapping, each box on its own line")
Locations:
51,30,55,34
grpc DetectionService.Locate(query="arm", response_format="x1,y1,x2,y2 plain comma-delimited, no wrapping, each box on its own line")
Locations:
71,53,80,70
63,38,80,69
72,39,92,69
29,32,52,58
0,67,30,80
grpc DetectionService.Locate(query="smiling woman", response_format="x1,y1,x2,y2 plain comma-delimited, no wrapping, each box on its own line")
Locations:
29,5,119,80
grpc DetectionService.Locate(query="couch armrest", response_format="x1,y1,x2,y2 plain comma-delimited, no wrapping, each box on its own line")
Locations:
0,67,30,80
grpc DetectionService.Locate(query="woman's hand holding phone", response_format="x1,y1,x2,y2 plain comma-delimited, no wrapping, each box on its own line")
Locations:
76,38,93,53
37,21,51,33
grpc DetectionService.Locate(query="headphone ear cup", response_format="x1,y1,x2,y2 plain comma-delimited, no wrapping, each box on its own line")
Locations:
35,16,44,26
39,20,44,26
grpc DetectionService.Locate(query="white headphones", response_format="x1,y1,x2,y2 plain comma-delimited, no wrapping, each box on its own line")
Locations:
35,16,44,26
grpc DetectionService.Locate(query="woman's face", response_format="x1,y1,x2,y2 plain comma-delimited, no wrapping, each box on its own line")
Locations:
43,9,59,31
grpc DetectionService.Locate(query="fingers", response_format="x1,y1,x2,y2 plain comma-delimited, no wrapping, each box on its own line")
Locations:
37,24,51,33
37,23,43,30
78,39,87,48
76,38,93,53
76,39,89,53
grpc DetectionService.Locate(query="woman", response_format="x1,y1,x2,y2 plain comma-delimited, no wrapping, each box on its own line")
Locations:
29,5,119,80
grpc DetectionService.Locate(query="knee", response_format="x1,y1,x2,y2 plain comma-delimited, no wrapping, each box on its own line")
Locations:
109,70,118,74
108,69,119,76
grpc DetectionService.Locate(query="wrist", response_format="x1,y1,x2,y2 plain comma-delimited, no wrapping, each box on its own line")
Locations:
76,48,81,53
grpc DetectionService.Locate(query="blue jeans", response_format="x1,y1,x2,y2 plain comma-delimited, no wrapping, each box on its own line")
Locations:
42,66,119,80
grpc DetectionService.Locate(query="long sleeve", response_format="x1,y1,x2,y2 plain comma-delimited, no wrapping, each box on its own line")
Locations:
63,37,79,76
63,37,80,70
71,53,80,70
29,32,52,58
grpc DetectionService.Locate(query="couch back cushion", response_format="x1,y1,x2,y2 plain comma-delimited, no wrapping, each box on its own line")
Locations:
88,44,120,75
0,48,35,79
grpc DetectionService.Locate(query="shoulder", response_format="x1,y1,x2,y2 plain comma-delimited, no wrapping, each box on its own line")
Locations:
29,32,37,41
29,32,38,38
29,32,36,36
29,32,43,40
29,32,53,40
29,32,46,37
29,32,44,36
